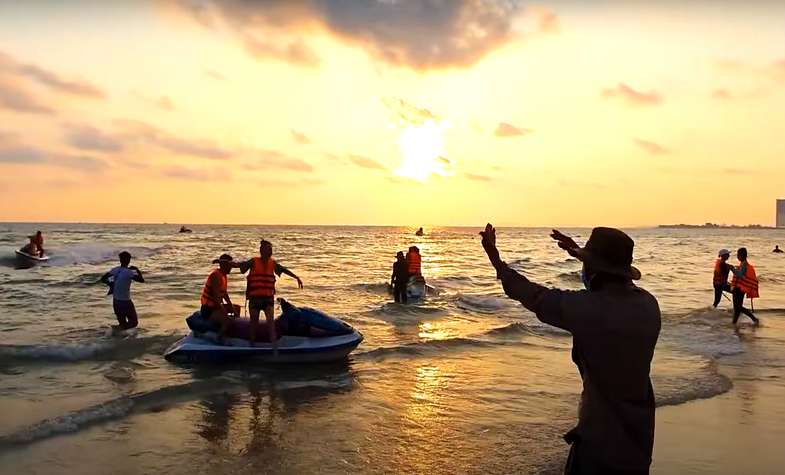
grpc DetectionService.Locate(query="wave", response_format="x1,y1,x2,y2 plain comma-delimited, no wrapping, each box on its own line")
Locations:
456,293,508,313
0,373,354,448
358,337,497,359
0,335,179,364
350,282,391,295
654,361,733,407
46,244,162,267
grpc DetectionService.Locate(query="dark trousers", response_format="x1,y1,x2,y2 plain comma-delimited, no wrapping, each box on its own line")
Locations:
393,284,407,304
732,288,758,324
113,299,138,329
713,283,730,307
565,442,649,475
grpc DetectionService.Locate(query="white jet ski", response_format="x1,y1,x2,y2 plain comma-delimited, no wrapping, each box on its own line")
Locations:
15,249,49,267
164,299,363,364
406,275,426,301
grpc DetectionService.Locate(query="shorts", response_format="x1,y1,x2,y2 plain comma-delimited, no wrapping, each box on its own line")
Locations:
200,304,216,320
112,299,138,329
249,296,275,312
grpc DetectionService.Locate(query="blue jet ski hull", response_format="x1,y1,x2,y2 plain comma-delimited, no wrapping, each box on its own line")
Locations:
164,331,363,363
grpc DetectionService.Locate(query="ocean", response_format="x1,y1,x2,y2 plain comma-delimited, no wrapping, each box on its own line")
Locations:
1,224,784,474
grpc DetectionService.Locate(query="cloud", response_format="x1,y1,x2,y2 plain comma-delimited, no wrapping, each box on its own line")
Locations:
384,97,439,125
602,83,662,106
65,124,125,153
176,1,554,69
348,154,386,170
116,120,233,160
0,78,55,114
205,69,226,81
255,177,325,187
712,89,731,100
244,150,314,172
243,36,320,67
494,122,531,138
291,129,312,145
0,145,47,163
465,172,492,182
156,96,176,111
163,165,230,181
722,168,752,176
0,50,104,98
633,138,669,155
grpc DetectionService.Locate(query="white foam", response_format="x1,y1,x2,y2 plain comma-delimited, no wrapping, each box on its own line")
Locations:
0,342,114,362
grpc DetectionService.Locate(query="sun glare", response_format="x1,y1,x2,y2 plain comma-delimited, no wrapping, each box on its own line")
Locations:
396,120,451,182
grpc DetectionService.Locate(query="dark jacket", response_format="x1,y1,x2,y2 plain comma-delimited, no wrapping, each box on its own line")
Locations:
392,260,409,287
498,265,661,471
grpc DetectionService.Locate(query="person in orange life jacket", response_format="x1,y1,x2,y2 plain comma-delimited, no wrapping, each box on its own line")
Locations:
405,246,423,280
233,240,303,347
729,247,760,325
712,249,732,308
200,254,236,341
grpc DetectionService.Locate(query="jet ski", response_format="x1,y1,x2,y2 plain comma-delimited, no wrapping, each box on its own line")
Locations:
15,249,49,267
164,299,363,363
406,275,426,301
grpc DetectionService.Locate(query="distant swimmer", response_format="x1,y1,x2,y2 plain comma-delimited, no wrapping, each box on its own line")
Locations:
774,245,783,253
200,254,237,342
481,224,660,474
712,249,732,308
729,247,760,325
179,226,192,233
415,227,424,236
100,251,145,331
390,251,409,304
233,239,303,347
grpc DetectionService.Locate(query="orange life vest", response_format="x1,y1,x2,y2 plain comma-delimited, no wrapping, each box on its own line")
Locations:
200,269,228,308
731,261,759,299
407,251,421,275
713,259,727,285
247,257,276,297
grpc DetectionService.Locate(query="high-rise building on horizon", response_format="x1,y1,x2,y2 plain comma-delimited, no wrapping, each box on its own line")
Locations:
778,199,785,228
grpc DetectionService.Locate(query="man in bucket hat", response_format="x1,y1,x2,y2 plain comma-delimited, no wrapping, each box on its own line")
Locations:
480,224,660,475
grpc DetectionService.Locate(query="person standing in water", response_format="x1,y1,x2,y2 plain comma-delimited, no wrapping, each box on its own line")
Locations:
712,249,732,308
200,254,236,341
481,224,660,474
100,251,144,330
234,240,303,347
406,246,422,278
390,251,409,303
730,247,760,325
774,245,783,253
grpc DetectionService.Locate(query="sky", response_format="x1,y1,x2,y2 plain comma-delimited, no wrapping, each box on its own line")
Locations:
1,0,784,226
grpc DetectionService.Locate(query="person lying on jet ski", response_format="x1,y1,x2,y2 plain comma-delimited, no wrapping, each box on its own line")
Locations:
200,254,237,343
233,239,303,349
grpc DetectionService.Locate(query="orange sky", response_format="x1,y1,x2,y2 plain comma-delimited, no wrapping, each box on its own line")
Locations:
1,1,784,226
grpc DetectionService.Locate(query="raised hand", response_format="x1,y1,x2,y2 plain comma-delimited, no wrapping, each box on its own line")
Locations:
480,223,503,269
550,229,579,253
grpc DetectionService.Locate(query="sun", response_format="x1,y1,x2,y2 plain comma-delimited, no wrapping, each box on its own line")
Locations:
395,120,451,182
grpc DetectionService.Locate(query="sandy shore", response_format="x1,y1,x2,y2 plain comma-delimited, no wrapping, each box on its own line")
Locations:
653,324,785,475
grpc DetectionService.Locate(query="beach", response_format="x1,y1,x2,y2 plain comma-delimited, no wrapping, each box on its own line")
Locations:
1,224,784,474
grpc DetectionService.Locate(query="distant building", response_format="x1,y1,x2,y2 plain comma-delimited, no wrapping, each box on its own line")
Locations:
778,199,785,228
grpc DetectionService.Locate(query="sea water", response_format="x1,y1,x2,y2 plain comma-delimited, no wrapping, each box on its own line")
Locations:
0,224,784,474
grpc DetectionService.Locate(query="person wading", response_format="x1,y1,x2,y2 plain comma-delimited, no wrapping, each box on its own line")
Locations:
234,240,303,349
712,249,732,308
391,251,409,304
480,224,660,475
730,247,760,325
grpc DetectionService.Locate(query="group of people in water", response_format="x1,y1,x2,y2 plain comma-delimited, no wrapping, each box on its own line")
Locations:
16,227,783,473
390,246,423,304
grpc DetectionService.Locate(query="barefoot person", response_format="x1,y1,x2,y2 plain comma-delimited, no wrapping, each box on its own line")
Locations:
200,254,236,341
480,224,660,474
234,240,303,347
100,251,144,330
730,247,760,325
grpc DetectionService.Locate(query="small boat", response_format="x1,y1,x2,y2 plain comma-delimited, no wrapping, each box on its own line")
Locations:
164,299,363,364
15,249,49,267
406,275,426,300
